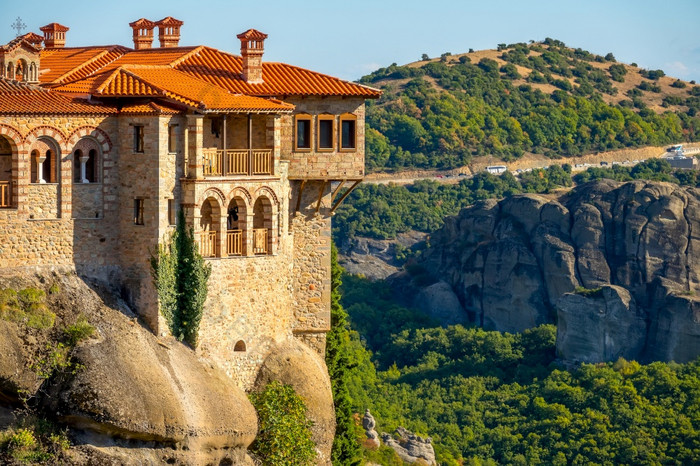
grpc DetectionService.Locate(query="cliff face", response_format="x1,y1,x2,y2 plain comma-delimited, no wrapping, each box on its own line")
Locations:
415,180,700,363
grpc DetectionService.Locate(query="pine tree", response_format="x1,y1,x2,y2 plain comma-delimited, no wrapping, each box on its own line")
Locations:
326,243,362,465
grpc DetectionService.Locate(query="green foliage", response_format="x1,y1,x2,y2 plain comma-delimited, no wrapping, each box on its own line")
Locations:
63,315,95,346
30,343,81,380
359,41,697,173
672,79,687,89
249,381,316,465
573,286,603,298
0,287,55,330
339,272,700,465
151,209,211,347
326,244,363,465
0,417,69,464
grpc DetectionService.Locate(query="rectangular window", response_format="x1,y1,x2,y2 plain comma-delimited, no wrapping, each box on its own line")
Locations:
168,125,177,153
168,199,176,225
317,116,334,151
134,199,144,225
340,117,356,150
295,116,311,150
133,125,144,153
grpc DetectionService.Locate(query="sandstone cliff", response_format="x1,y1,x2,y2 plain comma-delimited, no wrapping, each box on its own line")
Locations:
406,180,700,363
0,270,334,465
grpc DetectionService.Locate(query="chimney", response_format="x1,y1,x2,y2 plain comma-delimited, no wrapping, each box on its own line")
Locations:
237,29,267,84
39,23,69,49
129,18,156,50
156,17,183,48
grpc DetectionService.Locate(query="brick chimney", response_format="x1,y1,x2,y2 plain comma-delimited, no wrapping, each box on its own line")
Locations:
40,23,69,49
237,29,267,84
156,17,183,48
129,18,156,50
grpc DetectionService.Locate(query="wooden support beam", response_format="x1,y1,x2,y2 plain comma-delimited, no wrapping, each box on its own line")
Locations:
330,180,346,206
295,180,306,213
315,180,329,213
330,179,362,213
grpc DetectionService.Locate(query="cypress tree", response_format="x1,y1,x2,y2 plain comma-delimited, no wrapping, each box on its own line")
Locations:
326,243,362,465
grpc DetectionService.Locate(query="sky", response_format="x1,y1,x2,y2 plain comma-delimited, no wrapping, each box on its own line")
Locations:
2,0,700,83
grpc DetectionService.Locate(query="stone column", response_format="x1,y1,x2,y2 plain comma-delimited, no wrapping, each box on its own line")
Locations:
80,153,90,183
37,153,46,183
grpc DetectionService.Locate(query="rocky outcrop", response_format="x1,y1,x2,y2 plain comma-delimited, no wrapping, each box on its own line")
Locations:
338,231,427,280
362,408,380,448
0,271,257,465
381,426,436,465
254,339,336,465
416,180,700,363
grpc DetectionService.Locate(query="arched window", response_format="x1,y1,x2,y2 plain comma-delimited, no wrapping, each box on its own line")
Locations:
15,61,25,82
234,340,246,352
6,62,13,80
199,197,221,258
73,138,101,184
0,135,14,208
73,149,83,183
253,196,272,255
30,138,59,184
42,149,54,183
226,197,247,256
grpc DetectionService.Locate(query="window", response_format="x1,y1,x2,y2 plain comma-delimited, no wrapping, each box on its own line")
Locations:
86,149,97,183
295,114,311,151
168,199,176,225
134,199,144,225
317,115,334,151
73,149,83,183
133,125,144,153
340,114,357,151
168,124,177,153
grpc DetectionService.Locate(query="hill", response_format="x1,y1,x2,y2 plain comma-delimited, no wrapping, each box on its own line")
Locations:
359,38,700,172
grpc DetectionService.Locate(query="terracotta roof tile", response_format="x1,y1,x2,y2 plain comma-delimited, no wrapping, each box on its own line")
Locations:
237,29,268,41
40,47,119,83
119,101,182,115
0,78,116,115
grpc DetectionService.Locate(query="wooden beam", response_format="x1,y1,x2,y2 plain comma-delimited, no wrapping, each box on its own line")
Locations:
330,180,346,206
330,180,362,213
315,180,329,213
295,180,306,213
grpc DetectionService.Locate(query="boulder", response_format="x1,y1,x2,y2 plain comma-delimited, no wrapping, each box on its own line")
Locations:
381,426,436,465
413,280,467,326
362,408,380,449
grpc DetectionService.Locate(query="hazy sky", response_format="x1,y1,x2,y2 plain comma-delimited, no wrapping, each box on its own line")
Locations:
3,0,700,82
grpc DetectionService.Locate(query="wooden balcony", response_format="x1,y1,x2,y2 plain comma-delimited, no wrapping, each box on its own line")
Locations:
0,182,10,208
202,149,273,177
199,231,217,258
227,229,243,256
253,228,268,255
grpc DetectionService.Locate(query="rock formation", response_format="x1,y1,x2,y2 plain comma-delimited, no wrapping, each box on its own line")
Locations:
409,180,700,363
381,426,436,465
362,408,380,448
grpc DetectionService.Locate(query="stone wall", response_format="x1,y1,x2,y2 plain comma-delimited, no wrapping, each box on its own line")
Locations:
280,97,365,179
71,184,102,219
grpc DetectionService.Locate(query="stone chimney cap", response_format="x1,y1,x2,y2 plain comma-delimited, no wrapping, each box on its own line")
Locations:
237,29,268,41
156,16,184,27
40,23,70,33
129,18,156,28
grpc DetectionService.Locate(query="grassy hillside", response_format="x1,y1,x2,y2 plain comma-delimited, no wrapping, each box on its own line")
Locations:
361,38,700,172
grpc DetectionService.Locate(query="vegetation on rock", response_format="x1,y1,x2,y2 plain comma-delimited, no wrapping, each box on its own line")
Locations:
249,381,316,465
151,209,211,347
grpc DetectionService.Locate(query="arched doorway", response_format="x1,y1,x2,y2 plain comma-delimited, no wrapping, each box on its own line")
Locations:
252,196,272,255
226,197,247,256
0,135,14,208
199,197,221,257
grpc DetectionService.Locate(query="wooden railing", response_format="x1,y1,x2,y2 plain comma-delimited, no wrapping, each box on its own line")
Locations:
227,229,243,256
199,231,217,258
253,228,268,255
0,182,10,208
202,149,272,177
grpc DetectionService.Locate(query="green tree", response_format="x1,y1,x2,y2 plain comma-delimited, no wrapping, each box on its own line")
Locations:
326,244,363,465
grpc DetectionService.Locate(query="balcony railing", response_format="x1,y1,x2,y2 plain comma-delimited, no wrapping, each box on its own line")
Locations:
227,229,243,256
199,230,217,258
0,182,10,208
253,228,268,255
202,149,273,177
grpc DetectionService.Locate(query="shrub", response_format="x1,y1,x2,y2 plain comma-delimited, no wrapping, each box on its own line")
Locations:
249,382,316,465
64,315,95,346
0,287,55,330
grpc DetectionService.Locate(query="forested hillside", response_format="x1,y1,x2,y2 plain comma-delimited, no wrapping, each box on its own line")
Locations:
361,38,700,172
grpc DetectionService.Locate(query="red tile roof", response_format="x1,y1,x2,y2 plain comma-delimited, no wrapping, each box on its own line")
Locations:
237,29,268,41
0,78,117,115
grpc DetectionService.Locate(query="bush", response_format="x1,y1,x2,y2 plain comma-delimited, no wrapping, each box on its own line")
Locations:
249,382,316,465
64,315,95,346
0,287,55,330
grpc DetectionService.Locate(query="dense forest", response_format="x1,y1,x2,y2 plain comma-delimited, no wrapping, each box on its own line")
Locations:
335,263,700,465
361,39,700,172
334,158,700,243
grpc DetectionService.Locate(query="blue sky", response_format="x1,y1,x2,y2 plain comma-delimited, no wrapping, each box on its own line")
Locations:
3,0,700,82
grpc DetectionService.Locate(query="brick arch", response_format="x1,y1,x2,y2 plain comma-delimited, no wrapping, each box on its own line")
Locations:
199,187,226,207
24,125,67,152
227,186,252,206
253,186,279,208
0,124,23,151
67,126,113,153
